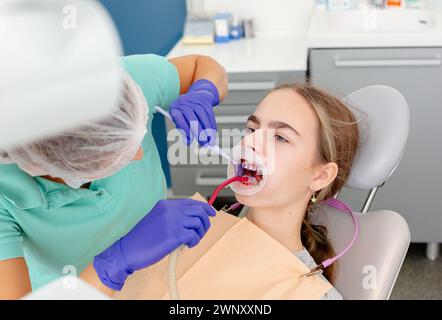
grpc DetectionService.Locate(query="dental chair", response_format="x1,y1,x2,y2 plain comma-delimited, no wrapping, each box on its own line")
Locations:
318,85,411,300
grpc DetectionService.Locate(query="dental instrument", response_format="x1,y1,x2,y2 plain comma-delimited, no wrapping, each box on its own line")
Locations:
155,106,236,164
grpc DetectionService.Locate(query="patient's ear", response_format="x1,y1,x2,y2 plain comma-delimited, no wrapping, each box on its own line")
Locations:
310,162,338,192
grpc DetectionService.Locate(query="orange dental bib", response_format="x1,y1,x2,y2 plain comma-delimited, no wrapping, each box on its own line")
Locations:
115,194,331,300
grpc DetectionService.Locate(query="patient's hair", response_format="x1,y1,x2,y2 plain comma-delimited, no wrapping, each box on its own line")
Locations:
272,84,359,284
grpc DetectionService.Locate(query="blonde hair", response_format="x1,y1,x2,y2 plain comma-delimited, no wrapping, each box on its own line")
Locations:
271,84,359,283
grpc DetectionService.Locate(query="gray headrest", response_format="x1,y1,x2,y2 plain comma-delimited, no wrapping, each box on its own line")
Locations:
317,206,410,299
344,85,410,190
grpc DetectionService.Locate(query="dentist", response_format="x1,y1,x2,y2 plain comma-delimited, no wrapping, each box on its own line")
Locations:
0,54,227,298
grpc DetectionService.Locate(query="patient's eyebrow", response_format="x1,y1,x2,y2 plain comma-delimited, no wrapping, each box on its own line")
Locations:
269,120,301,136
247,115,260,125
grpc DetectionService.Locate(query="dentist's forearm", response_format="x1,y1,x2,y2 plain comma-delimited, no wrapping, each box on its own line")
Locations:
169,55,228,102
193,55,228,101
80,263,116,297
0,258,32,299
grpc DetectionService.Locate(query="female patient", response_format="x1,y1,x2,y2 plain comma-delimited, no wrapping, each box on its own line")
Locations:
117,84,360,300
229,84,359,300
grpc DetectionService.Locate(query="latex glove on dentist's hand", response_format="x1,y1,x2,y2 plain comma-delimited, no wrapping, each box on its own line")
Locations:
169,79,220,146
93,199,216,290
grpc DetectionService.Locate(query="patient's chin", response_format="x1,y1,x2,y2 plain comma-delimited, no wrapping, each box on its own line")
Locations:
234,192,265,207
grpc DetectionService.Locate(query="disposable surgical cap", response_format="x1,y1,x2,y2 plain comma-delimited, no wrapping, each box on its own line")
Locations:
0,71,148,188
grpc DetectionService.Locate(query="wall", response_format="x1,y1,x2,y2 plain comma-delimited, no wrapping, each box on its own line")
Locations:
100,0,187,186
202,0,315,34
428,0,442,9
203,0,442,35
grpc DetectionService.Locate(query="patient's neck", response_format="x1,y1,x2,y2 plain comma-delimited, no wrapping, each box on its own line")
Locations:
246,202,306,253
42,175,90,189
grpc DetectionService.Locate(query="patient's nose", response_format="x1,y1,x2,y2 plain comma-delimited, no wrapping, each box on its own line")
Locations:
242,128,272,157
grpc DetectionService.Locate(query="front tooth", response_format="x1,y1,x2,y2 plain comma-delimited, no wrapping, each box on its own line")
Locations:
244,163,253,171
248,177,257,185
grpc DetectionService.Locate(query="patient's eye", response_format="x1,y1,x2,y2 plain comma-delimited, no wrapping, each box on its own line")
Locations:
245,127,256,134
275,134,288,143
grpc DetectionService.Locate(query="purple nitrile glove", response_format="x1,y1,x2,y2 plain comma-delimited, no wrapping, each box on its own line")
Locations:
93,199,216,290
169,79,220,146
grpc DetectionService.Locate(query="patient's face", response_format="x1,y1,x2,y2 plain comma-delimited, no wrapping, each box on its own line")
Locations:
234,88,323,209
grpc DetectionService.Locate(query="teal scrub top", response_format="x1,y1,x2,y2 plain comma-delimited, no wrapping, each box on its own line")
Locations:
0,54,180,289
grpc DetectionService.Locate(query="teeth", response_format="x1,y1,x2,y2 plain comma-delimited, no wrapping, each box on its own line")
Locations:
241,161,259,172
245,176,258,186
240,157,266,176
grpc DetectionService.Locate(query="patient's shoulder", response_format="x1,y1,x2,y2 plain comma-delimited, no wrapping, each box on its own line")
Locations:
294,248,343,300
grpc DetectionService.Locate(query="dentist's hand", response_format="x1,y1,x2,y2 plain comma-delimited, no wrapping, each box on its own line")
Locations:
169,79,220,146
93,199,216,290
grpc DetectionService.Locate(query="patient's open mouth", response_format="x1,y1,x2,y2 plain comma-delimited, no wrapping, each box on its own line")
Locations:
240,159,263,186
227,146,268,196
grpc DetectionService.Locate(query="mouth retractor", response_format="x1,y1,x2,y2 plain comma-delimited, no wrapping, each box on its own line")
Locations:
227,146,267,196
